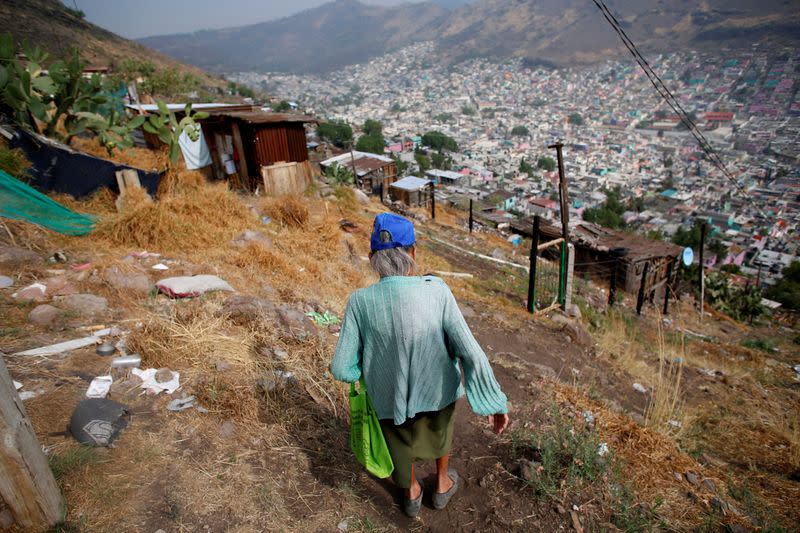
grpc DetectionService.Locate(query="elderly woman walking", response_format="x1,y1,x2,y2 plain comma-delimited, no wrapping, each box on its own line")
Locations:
331,213,509,517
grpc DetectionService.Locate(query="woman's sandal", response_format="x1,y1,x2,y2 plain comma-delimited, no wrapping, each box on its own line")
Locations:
403,483,423,518
432,468,459,510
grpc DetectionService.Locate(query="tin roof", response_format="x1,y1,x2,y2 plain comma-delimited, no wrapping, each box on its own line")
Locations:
209,111,317,124
390,176,434,191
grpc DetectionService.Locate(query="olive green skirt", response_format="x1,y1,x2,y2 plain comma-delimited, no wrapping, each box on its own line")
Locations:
379,402,456,488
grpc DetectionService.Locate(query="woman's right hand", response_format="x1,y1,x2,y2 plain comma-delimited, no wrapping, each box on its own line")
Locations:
487,413,509,435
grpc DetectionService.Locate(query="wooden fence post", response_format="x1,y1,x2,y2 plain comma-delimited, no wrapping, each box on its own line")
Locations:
468,199,473,233
636,262,650,316
0,355,64,529
527,216,540,313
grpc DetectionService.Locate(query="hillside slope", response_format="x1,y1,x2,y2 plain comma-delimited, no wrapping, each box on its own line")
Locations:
432,0,800,67
140,0,800,73
139,0,447,74
0,0,223,88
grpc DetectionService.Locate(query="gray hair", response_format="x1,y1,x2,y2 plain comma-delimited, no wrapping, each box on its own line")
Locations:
370,230,416,278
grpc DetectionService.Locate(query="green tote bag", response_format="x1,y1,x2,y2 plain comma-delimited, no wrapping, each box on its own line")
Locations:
349,377,394,478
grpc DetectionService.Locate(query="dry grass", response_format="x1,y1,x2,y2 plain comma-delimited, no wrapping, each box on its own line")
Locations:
262,194,310,228
71,136,168,172
93,182,254,250
595,310,657,384
644,323,685,438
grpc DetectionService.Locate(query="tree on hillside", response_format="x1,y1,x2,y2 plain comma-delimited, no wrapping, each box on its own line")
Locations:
461,106,476,116
537,156,556,172
582,186,627,229
519,157,534,177
435,112,454,123
317,120,353,148
355,119,384,154
766,261,800,311
363,119,382,137
568,113,584,125
511,125,529,136
431,152,452,171
422,131,458,152
414,149,431,176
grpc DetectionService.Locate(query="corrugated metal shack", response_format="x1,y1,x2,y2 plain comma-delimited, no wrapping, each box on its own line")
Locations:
389,176,433,207
320,151,397,195
511,218,682,293
202,110,317,190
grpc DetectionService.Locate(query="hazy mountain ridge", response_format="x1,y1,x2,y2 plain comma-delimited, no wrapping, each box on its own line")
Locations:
138,0,800,74
139,0,448,74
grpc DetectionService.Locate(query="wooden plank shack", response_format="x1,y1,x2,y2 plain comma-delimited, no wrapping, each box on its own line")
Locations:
261,160,314,196
201,110,317,190
512,218,682,293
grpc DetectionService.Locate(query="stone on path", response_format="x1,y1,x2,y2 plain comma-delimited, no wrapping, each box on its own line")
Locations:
56,293,108,317
28,304,63,327
276,305,318,340
0,245,40,266
218,295,275,326
0,275,13,288
104,266,152,294
13,283,47,302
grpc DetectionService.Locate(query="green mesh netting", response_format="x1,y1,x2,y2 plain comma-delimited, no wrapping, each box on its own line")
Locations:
0,170,95,236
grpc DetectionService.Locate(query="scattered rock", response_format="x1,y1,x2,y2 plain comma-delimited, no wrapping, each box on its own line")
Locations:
337,519,349,531
49,251,68,263
0,245,40,266
353,189,369,205
0,275,14,289
685,471,700,486
566,303,582,319
673,472,683,482
0,508,14,529
531,363,557,380
56,293,108,317
218,295,275,326
103,266,152,294
273,348,289,361
45,276,79,296
219,420,236,439
13,283,47,302
551,313,593,346
28,304,63,327
276,305,318,340
702,478,717,493
710,497,729,514
155,368,174,383
491,248,506,260
231,230,273,249
216,360,231,372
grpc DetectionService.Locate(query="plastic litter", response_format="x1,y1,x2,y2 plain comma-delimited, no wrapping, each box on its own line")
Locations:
96,343,116,356
111,354,141,368
597,443,609,456
19,390,41,401
152,263,169,270
0,275,13,288
13,328,114,357
305,310,340,326
13,380,22,390
86,376,113,398
632,383,647,393
132,367,180,394
167,395,197,411
70,398,129,447
156,275,235,298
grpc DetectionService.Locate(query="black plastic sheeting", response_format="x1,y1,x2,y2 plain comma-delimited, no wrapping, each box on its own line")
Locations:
11,128,161,198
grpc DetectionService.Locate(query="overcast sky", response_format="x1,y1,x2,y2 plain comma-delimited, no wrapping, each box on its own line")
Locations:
63,0,415,39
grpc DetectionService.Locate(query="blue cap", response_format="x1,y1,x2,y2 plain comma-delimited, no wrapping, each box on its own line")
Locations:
370,213,416,252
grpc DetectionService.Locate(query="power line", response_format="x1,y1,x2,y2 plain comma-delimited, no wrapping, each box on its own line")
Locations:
589,0,769,219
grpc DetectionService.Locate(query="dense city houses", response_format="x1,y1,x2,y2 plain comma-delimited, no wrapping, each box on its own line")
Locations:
232,42,799,286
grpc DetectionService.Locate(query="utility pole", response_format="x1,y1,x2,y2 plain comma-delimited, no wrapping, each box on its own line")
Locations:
663,259,674,315
548,142,569,243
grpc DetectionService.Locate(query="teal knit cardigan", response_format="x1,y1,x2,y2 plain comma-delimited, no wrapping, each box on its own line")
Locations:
331,275,508,425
